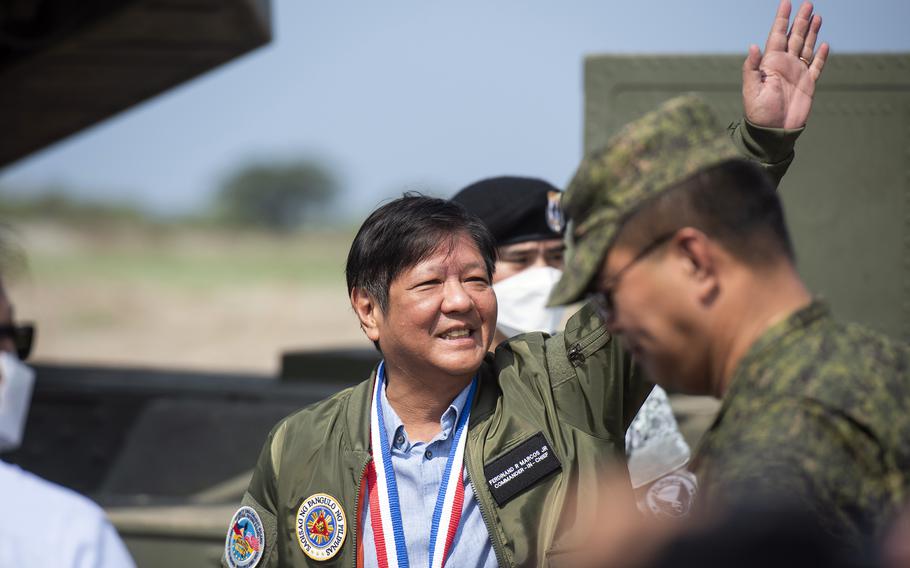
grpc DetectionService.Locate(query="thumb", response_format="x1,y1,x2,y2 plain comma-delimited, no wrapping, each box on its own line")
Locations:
742,44,763,98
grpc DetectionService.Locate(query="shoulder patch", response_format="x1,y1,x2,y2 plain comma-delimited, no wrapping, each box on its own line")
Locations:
225,506,266,568
296,493,348,561
644,470,697,518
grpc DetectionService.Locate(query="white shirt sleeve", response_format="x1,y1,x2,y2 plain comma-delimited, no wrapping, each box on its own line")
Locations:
1,460,137,568
625,385,691,487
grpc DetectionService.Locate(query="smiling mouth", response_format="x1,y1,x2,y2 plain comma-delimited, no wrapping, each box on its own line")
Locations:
440,329,473,340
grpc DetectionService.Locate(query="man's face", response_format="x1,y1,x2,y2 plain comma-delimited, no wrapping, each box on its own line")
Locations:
369,234,497,382
493,238,564,283
595,239,709,394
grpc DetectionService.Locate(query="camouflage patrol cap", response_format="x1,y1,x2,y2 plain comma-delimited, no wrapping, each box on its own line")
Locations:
548,94,741,306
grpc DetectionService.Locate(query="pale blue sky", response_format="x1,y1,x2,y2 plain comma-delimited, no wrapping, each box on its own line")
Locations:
1,0,908,218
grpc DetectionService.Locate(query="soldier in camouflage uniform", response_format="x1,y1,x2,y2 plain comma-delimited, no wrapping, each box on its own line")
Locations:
548,82,909,552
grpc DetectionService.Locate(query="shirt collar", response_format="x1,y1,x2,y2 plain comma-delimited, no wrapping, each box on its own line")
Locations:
734,299,829,377
379,376,474,447
720,298,830,404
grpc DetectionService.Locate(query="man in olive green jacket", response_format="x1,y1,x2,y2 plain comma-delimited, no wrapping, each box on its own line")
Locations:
237,301,640,567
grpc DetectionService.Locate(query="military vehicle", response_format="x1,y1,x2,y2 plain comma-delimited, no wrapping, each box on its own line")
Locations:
581,53,910,343
2,2,909,565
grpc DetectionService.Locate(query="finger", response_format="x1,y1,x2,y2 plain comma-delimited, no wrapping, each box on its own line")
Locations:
743,44,762,73
808,42,829,83
801,14,822,61
765,0,791,54
787,1,814,56
742,44,763,101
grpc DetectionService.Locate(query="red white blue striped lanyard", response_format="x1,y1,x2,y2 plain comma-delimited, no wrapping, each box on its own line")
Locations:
366,361,477,568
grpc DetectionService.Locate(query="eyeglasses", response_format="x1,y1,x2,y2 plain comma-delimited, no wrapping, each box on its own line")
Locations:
588,232,675,322
0,323,34,361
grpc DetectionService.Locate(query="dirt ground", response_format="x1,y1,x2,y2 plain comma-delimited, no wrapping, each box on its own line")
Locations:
5,222,370,374
4,220,721,447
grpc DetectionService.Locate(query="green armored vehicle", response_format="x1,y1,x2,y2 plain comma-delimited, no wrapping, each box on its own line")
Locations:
581,53,910,343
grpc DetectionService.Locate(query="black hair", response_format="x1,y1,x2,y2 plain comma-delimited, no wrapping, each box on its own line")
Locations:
345,193,497,313
615,160,795,265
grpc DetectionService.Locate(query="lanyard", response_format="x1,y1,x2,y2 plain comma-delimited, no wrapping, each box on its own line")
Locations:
367,361,477,568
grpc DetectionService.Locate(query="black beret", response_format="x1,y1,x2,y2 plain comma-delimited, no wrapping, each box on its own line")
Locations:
451,176,565,246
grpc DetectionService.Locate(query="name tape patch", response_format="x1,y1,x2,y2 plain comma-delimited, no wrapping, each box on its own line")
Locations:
483,432,561,507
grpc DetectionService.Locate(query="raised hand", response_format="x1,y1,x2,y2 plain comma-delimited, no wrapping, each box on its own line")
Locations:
743,0,830,129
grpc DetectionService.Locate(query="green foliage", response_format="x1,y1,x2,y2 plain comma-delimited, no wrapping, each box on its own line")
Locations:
215,159,338,232
0,188,146,225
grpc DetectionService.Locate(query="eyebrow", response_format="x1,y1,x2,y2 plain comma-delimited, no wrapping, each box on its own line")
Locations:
500,242,538,252
499,249,536,259
499,250,535,260
410,260,487,276
460,261,487,272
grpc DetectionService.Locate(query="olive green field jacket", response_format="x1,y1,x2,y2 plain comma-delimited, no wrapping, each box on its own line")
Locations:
234,302,645,567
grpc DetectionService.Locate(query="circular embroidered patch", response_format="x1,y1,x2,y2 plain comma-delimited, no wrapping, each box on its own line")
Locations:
296,493,347,561
225,506,266,568
645,470,698,518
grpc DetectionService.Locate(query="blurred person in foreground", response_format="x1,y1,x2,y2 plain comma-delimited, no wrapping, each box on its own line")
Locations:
549,21,906,561
0,267,135,566
453,176,694,518
563,468,872,568
226,2,829,566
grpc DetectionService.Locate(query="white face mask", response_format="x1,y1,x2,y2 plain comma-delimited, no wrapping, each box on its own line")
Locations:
493,266,567,337
0,351,35,452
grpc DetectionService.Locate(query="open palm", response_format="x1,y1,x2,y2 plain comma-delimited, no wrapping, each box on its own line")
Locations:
743,0,830,129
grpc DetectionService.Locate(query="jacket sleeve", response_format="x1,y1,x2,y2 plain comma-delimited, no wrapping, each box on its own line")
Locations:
223,421,286,568
547,301,653,445
728,118,804,187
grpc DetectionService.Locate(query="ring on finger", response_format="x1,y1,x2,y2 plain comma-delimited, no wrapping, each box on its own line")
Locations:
799,56,811,67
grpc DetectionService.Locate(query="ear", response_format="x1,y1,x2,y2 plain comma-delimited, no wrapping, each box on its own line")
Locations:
672,227,720,305
350,287,382,342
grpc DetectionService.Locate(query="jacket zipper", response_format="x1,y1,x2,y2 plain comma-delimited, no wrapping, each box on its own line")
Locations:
567,343,585,367
352,457,370,568
465,433,510,568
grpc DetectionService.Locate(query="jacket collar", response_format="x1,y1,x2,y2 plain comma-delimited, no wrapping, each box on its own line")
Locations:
343,357,502,455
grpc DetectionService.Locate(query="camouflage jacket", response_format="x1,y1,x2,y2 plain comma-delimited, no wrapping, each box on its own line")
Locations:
692,301,910,547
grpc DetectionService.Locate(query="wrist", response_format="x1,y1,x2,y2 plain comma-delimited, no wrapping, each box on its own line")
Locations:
740,117,804,163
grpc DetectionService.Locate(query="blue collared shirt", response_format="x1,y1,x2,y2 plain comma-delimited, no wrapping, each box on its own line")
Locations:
361,381,497,568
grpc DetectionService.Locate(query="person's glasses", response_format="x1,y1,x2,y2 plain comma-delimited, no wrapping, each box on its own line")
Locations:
588,233,675,322
0,323,34,361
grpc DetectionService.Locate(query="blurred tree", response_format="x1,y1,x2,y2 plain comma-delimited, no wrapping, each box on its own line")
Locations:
216,159,338,231
0,184,146,225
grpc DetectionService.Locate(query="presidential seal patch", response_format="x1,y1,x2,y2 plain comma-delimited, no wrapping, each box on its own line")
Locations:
296,493,347,561
225,506,265,568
